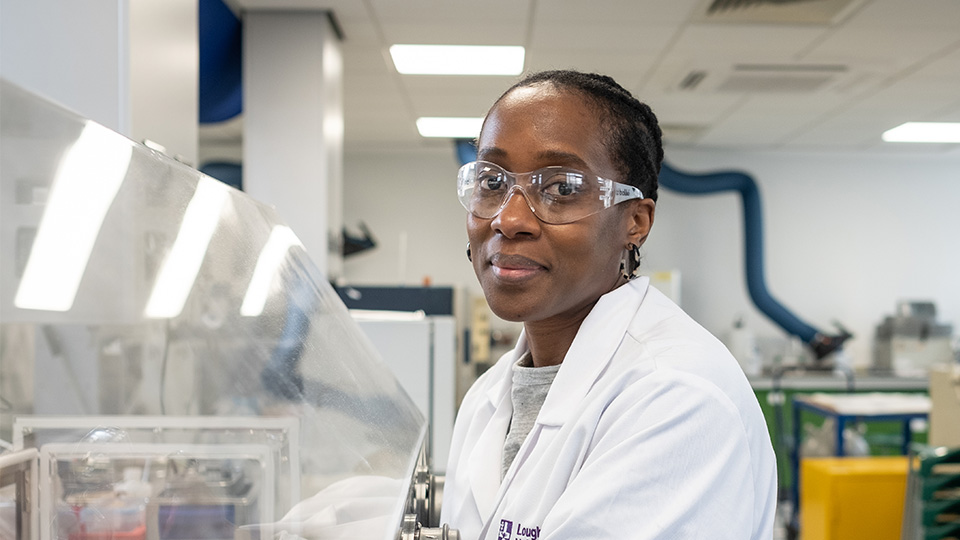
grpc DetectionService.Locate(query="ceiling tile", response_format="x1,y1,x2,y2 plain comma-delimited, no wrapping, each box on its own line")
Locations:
236,0,367,17
398,76,515,117
342,45,392,74
220,0,960,154
398,75,517,95
524,49,653,86
380,21,526,46
337,19,381,46
801,27,959,70
787,111,914,147
367,0,530,23
842,0,960,30
532,0,701,24
640,92,743,125
529,23,676,52
906,43,960,83
406,92,502,118
667,24,828,59
697,93,850,147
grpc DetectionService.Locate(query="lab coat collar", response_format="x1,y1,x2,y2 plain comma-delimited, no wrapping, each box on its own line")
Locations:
464,279,648,521
484,332,528,407
478,276,649,424
536,277,650,426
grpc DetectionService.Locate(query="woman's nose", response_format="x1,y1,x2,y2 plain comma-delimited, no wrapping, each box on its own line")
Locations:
491,186,541,237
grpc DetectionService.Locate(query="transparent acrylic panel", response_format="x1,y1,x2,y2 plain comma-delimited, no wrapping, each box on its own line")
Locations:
0,80,426,539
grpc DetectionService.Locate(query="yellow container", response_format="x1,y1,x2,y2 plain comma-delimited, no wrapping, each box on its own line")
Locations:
800,456,909,540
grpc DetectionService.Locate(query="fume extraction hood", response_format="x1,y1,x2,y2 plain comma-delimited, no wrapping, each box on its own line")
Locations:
0,79,455,540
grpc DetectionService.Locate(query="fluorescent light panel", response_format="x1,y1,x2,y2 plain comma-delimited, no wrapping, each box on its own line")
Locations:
390,44,524,75
144,178,229,319
15,122,132,311
882,122,960,143
241,225,303,317
417,117,484,138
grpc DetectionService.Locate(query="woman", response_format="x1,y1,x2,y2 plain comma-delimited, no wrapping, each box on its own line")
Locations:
442,71,777,539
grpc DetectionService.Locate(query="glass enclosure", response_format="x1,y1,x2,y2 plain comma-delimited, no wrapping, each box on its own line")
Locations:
0,80,426,540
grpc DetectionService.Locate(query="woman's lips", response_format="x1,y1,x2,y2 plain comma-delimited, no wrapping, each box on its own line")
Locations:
489,253,546,282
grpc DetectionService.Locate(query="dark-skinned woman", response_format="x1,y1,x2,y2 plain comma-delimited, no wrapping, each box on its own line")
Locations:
442,70,777,540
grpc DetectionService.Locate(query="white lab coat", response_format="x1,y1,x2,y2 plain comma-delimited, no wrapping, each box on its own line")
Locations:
441,277,777,540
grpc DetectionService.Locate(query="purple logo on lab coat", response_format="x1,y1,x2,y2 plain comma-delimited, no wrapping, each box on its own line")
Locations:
498,519,513,540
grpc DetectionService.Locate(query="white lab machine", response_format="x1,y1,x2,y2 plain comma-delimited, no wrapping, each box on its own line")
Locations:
874,301,954,376
0,81,454,540
353,313,457,473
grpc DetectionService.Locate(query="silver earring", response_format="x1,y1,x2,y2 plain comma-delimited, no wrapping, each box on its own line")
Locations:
466,242,472,262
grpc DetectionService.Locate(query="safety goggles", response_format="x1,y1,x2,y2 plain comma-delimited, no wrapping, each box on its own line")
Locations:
457,160,643,225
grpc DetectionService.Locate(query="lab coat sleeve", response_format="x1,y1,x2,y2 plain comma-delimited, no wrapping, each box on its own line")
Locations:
541,370,762,540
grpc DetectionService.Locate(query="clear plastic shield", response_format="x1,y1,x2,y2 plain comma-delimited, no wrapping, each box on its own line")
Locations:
0,80,426,540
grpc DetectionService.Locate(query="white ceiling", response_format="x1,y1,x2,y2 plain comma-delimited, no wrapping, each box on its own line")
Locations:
221,0,960,155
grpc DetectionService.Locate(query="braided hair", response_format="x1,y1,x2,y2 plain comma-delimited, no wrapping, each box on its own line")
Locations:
492,70,663,202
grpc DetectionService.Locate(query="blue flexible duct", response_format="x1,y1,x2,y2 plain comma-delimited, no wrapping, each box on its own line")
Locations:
658,164,814,337
658,162,848,358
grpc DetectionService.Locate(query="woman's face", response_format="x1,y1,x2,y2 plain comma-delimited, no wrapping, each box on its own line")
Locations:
468,84,653,324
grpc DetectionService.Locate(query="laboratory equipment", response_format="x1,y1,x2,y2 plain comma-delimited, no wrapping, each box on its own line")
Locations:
790,392,930,539
0,79,452,539
874,301,954,376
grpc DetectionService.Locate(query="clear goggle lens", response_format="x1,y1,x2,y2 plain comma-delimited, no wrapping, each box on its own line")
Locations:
457,161,643,225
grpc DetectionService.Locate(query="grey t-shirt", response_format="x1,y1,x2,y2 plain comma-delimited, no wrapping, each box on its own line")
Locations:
501,352,561,480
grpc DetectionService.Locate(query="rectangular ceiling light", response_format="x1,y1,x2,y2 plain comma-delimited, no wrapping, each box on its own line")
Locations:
416,117,484,138
882,122,960,143
390,44,524,75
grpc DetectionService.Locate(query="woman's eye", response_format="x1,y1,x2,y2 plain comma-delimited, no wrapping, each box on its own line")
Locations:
542,175,584,198
544,182,573,196
478,173,504,191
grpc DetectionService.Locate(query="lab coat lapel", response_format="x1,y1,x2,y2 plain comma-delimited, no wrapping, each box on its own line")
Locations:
465,334,527,520
537,278,649,426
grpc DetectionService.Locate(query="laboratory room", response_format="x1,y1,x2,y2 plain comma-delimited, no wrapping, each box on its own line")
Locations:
1,0,959,539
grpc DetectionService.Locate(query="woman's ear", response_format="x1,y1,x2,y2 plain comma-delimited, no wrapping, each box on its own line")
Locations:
624,198,656,247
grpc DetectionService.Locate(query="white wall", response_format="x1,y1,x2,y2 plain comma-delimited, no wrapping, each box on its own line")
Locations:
342,146,468,288
342,145,960,368
1,0,199,165
1,0,129,133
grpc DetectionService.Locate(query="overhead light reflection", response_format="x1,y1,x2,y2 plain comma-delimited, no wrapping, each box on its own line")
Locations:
14,122,132,311
144,178,229,318
882,122,960,143
241,226,303,317
416,117,484,138
390,44,525,75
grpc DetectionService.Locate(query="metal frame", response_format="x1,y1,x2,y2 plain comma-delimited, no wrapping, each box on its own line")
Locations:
0,448,39,540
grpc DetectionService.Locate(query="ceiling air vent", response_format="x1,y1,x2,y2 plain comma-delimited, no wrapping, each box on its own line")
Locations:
717,63,847,93
678,70,708,90
695,0,864,24
676,63,850,94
